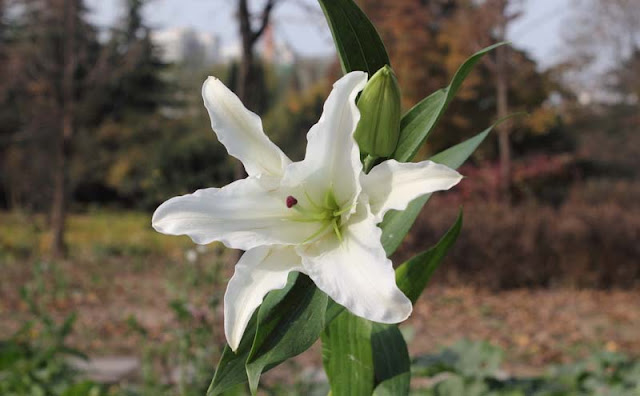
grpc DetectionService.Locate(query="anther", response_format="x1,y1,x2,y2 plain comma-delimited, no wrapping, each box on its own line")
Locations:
286,196,298,208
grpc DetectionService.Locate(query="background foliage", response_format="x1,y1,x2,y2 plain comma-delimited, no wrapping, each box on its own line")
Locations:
0,0,638,394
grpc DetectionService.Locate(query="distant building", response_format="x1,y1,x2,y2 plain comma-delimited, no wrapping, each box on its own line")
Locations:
152,27,221,65
151,20,306,67
219,24,296,66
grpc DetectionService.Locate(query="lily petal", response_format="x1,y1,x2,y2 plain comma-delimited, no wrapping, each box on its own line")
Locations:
152,178,323,250
282,72,367,212
202,76,291,177
362,159,462,221
224,246,302,351
297,203,412,323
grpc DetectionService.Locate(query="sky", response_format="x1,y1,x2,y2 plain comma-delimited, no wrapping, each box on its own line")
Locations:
86,0,571,69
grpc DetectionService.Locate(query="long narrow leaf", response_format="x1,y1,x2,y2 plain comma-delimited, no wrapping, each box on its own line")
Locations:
371,323,410,396
373,374,411,396
207,315,257,394
380,125,492,256
207,273,326,395
318,0,389,75
393,42,507,163
245,275,327,394
395,211,463,304
322,311,375,396
324,210,461,396
325,297,344,325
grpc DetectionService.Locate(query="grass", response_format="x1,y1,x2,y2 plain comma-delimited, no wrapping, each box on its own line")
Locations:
0,210,194,261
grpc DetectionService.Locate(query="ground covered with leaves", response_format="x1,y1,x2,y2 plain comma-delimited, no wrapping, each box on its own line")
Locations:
1,210,639,394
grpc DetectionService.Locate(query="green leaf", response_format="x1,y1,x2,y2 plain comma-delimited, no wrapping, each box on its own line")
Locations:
317,0,389,75
323,316,411,396
393,42,507,163
322,310,375,396
394,88,446,162
208,273,322,395
245,274,327,394
207,273,327,395
371,323,410,396
58,312,77,339
380,125,492,256
324,214,461,396
60,381,99,396
325,297,344,325
207,313,261,394
319,214,463,396
373,373,411,396
396,211,463,304
430,128,492,168
0,341,26,370
380,195,431,257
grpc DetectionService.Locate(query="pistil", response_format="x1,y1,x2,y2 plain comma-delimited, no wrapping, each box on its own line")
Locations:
285,191,350,243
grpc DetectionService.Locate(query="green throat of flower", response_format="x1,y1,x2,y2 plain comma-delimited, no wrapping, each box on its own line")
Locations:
287,190,350,243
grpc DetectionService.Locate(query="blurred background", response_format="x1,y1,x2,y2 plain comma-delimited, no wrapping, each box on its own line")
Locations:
0,0,638,394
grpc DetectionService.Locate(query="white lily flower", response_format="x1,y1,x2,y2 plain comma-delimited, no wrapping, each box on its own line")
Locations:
152,71,462,351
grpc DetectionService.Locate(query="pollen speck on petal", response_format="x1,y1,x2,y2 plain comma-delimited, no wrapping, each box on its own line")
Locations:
286,196,298,208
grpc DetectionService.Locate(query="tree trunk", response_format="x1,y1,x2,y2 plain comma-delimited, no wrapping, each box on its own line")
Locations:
496,49,510,199
236,45,253,181
229,0,276,263
495,8,511,201
230,0,256,263
237,0,275,109
50,0,76,258
238,43,254,105
50,113,72,258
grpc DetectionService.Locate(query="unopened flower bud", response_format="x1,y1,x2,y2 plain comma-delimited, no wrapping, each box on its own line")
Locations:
354,65,402,158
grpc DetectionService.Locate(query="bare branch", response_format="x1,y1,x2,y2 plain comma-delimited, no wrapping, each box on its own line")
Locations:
251,0,280,44
238,0,252,45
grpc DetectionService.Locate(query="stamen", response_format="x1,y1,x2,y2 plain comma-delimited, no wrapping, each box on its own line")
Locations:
302,221,333,243
332,218,343,242
324,189,338,209
303,189,322,210
285,189,348,244
286,196,298,208
333,204,353,217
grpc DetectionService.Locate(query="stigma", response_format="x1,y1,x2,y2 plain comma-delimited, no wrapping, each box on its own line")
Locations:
286,196,298,208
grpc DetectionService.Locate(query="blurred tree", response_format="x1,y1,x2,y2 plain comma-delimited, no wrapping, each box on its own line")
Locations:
0,0,101,256
0,0,168,256
235,0,280,110
613,48,640,100
566,0,640,66
88,0,166,120
226,0,282,262
434,47,551,154
77,0,168,203
358,0,458,108
441,0,524,200
225,0,284,240
227,59,273,117
52,0,81,256
0,0,5,51
359,0,570,202
263,81,331,161
0,0,10,207
560,0,640,101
